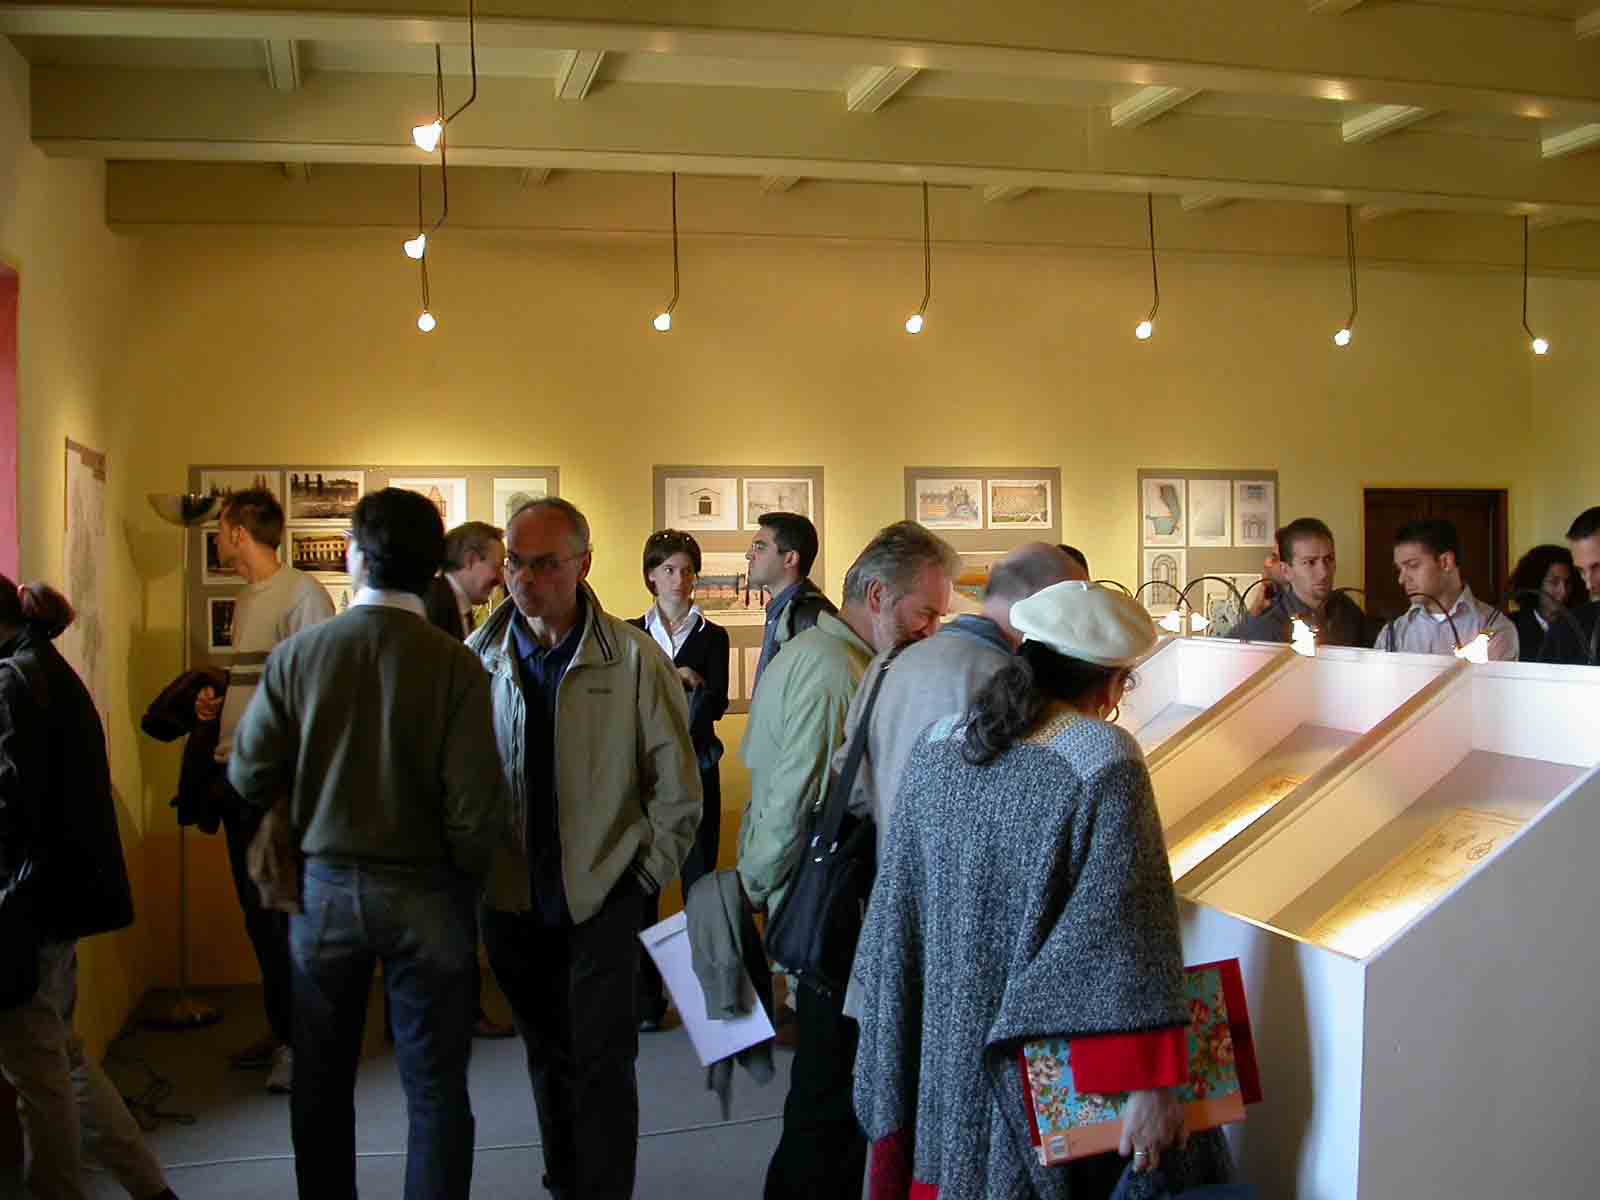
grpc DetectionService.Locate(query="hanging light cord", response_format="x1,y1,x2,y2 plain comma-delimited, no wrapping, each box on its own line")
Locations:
416,166,431,312
1143,192,1160,324
445,0,477,124
1343,204,1358,332
665,172,680,316
917,180,931,317
424,47,451,236
1521,215,1535,340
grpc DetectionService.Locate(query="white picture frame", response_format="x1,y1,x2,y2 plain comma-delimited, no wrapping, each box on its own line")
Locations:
388,476,468,530
743,646,763,700
914,478,984,530
207,596,237,653
696,551,768,626
664,476,741,532
743,478,815,530
1142,548,1188,615
986,479,1053,529
286,469,365,523
287,527,352,580
199,468,283,509
1233,480,1277,547
1188,479,1233,548
1142,476,1187,548
493,477,550,528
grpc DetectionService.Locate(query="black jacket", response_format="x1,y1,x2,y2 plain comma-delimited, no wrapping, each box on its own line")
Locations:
141,666,230,833
630,610,730,771
1538,600,1600,666
0,628,134,942
424,574,469,642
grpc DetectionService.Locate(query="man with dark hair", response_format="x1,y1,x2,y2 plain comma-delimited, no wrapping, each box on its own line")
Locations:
1057,543,1090,575
426,520,506,640
746,511,836,688
1376,518,1518,659
740,520,958,1200
195,487,334,1092
1230,517,1377,647
228,488,505,1198
470,497,700,1200
1540,506,1600,665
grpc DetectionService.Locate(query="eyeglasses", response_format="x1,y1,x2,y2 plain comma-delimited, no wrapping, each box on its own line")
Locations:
504,550,586,578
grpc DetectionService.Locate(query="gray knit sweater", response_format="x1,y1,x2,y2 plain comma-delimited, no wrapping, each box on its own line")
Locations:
852,706,1188,1200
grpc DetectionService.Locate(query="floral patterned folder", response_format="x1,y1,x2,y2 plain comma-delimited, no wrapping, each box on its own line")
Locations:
1018,959,1261,1165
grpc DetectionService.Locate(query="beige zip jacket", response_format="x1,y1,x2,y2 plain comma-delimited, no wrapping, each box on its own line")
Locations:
470,585,702,924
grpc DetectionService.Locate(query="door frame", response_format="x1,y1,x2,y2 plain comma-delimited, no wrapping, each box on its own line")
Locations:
1361,484,1512,609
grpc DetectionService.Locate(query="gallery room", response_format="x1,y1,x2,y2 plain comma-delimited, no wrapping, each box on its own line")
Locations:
2,2,1599,1197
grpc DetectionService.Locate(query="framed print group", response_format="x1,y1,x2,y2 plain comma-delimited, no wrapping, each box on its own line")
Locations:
1136,468,1279,619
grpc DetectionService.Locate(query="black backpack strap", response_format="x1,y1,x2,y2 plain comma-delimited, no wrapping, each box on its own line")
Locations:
814,644,906,850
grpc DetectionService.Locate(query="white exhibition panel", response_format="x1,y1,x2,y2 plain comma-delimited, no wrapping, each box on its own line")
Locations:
1118,636,1289,755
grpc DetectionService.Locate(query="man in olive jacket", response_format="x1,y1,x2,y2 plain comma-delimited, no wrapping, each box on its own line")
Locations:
470,497,700,1200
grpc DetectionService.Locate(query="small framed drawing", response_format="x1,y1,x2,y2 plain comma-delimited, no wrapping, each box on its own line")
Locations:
743,478,815,530
697,551,768,626
494,477,550,528
203,529,241,586
664,476,740,532
1141,477,1186,548
914,478,984,530
200,469,283,508
1223,573,1266,612
987,479,1052,529
1233,480,1277,547
953,551,1008,605
207,597,237,652
388,477,468,530
287,469,365,523
1200,577,1245,634
1142,549,1187,615
288,527,351,578
1188,479,1232,548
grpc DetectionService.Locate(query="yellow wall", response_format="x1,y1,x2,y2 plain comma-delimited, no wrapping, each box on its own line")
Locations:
1,40,145,1055
1528,276,1599,541
109,221,1573,983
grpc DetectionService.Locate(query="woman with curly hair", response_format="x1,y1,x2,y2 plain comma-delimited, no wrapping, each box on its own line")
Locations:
1507,544,1586,661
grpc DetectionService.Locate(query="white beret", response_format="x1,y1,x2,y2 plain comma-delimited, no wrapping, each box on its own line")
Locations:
1010,580,1158,667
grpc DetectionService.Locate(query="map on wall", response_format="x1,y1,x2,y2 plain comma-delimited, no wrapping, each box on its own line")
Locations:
61,440,108,730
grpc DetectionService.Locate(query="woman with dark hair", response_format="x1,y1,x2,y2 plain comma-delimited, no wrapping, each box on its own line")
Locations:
630,529,730,1031
1508,544,1585,662
0,579,178,1200
854,581,1229,1200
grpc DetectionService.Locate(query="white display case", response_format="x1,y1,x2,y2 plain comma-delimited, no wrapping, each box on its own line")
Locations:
1116,635,1292,754
1178,658,1600,1199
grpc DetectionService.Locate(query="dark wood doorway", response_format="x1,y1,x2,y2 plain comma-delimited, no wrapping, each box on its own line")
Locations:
1363,488,1510,621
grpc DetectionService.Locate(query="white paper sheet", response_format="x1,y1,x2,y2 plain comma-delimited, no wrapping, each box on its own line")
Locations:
639,911,776,1067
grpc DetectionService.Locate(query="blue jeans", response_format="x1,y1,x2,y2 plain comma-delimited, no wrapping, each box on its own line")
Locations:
290,861,478,1200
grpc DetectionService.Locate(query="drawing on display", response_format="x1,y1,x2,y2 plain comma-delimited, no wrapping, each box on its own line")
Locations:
953,551,1007,605
208,597,237,652
987,479,1052,529
288,528,351,577
1233,480,1277,547
1188,479,1232,548
494,478,549,528
915,479,984,530
664,477,740,531
696,551,768,625
200,469,283,507
61,441,108,729
389,477,468,530
743,478,814,529
1141,477,1186,547
1142,548,1187,614
288,470,365,522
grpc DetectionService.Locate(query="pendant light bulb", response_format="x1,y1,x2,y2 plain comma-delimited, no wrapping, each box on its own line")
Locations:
1531,335,1550,356
417,309,437,333
653,311,672,333
1334,327,1352,347
412,120,444,153
403,233,427,260
1135,319,1154,341
905,312,925,335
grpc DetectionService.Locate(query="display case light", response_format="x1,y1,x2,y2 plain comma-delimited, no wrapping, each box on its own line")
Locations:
411,120,443,153
1291,616,1318,657
417,309,437,333
1454,632,1493,664
904,181,931,336
403,233,427,260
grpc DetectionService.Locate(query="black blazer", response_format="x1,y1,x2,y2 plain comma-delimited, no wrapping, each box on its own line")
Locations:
1511,606,1546,662
424,574,469,642
630,610,730,771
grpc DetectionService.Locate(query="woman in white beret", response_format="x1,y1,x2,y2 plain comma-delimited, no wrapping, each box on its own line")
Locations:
852,581,1231,1200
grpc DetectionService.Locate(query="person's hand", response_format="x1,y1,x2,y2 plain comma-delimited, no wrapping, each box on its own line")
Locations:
676,666,706,690
195,686,222,723
1117,1087,1186,1173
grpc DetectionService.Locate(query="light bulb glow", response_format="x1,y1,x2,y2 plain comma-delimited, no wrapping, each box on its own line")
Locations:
403,233,427,260
653,311,672,332
905,312,924,335
416,310,436,333
1334,327,1352,347
1135,319,1154,340
1290,616,1318,658
1158,610,1184,633
412,120,444,153
1531,336,1550,356
1454,632,1492,664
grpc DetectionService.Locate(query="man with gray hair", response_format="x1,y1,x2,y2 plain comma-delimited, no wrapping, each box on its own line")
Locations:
470,496,701,1200
739,520,957,1200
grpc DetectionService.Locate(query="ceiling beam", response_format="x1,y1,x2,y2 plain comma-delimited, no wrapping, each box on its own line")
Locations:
981,184,1030,203
1341,104,1433,144
262,38,300,92
554,49,604,100
1529,212,1587,229
1180,194,1236,212
1110,86,1200,130
5,2,1599,123
1307,0,1366,13
519,167,552,186
30,68,1600,220
1578,7,1600,39
1542,124,1600,159
845,66,918,113
280,161,311,181
1358,205,1406,222
760,175,800,193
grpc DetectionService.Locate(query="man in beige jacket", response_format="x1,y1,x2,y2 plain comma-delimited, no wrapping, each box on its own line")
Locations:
470,497,700,1200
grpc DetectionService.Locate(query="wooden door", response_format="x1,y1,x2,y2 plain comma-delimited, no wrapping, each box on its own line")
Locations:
1363,489,1509,621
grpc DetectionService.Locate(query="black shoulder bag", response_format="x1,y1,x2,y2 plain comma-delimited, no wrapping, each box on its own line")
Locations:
764,646,903,998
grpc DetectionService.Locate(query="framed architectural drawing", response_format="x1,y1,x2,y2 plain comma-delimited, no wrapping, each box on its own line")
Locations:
1142,549,1187,614
697,551,768,627
1188,479,1232,548
664,476,740,531
953,550,1007,605
204,529,243,586
288,527,351,579
743,478,814,529
388,476,468,530
988,479,1052,529
200,468,282,508
61,440,108,728
1142,477,1187,548
207,597,236,652
323,581,354,614
1233,480,1277,547
914,478,984,530
287,469,364,522
493,477,550,528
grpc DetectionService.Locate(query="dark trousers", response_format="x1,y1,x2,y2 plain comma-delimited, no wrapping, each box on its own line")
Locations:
289,862,478,1200
639,765,720,1019
221,795,293,1045
764,983,866,1200
482,883,645,1200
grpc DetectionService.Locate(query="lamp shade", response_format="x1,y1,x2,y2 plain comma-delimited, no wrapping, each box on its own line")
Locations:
147,493,221,527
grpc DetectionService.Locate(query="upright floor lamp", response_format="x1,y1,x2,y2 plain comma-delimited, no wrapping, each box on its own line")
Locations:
146,492,224,1030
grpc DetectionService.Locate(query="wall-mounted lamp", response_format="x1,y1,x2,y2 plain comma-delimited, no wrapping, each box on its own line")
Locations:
410,0,477,153
1334,204,1357,347
653,172,680,333
905,181,931,335
1135,192,1159,340
1522,216,1550,356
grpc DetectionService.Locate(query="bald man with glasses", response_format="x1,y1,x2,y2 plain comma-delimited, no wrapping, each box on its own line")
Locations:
468,497,701,1200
